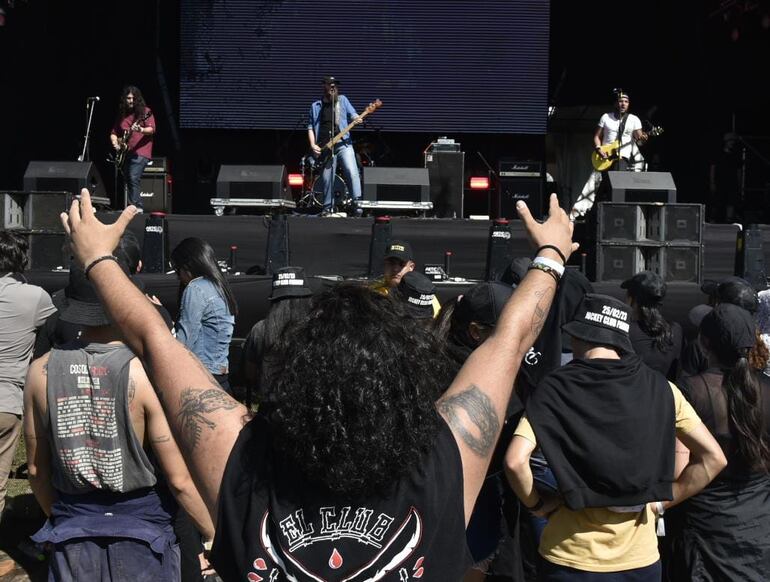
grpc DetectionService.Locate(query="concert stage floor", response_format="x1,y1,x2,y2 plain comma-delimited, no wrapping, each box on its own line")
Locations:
26,214,767,339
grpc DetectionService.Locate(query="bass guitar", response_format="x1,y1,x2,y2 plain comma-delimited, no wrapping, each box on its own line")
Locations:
591,125,663,172
115,110,152,169
312,99,382,168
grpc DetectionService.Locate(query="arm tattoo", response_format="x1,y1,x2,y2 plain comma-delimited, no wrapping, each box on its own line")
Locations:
177,388,238,449
531,287,553,337
128,376,136,404
437,385,500,457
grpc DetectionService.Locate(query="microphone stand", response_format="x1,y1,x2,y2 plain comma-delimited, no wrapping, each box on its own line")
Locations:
476,151,497,218
78,98,98,162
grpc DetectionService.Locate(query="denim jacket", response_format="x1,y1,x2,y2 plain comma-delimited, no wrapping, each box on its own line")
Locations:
307,95,358,145
174,277,234,375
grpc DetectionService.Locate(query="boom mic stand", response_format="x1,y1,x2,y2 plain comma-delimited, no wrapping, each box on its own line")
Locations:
78,96,99,162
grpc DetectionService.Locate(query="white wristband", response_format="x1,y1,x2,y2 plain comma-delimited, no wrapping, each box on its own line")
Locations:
655,501,665,516
532,256,565,277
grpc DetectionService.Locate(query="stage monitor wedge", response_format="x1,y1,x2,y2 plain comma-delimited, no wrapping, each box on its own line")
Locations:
216,165,290,200
608,171,676,204
23,161,107,199
363,167,430,203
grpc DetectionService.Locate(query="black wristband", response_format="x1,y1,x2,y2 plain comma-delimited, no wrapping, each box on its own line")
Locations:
84,255,118,280
528,497,545,512
536,244,567,265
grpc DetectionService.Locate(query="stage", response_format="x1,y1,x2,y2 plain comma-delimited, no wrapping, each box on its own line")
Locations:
24,213,769,340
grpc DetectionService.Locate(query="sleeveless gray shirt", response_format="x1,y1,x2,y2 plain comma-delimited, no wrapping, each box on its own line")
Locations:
44,342,157,495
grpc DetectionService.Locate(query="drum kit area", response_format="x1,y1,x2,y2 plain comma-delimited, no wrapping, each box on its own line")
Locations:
295,141,378,214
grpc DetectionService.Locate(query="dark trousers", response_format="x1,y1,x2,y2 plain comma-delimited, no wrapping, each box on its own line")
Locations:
538,560,661,582
124,154,150,209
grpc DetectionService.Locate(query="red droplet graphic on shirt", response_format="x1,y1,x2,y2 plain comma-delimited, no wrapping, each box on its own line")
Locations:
414,567,424,578
413,557,424,570
247,573,263,582
329,547,344,569
253,558,267,570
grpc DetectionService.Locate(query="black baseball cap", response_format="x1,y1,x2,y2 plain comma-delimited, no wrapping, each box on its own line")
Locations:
384,240,414,263
270,266,313,301
717,279,759,314
700,275,748,298
322,76,340,85
699,303,756,354
621,271,666,306
396,271,435,319
455,282,513,327
562,293,633,353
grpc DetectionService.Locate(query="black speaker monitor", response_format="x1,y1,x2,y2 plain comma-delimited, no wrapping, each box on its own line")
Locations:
363,167,430,203
497,160,544,219
367,218,393,278
140,174,172,213
23,161,106,199
216,165,290,200
608,171,676,203
425,151,464,218
142,214,168,274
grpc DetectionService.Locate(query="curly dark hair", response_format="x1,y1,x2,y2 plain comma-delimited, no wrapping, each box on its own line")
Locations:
118,85,147,120
265,284,454,496
0,230,29,274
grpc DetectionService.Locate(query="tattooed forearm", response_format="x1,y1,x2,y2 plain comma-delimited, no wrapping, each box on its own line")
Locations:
530,287,554,337
437,385,500,457
128,377,136,404
176,388,238,449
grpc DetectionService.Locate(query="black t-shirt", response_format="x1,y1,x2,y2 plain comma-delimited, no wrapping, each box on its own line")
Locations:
629,320,683,381
212,415,471,581
317,101,335,147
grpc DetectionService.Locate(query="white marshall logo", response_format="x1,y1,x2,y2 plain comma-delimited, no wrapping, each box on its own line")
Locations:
145,225,164,233
491,231,511,240
139,191,154,198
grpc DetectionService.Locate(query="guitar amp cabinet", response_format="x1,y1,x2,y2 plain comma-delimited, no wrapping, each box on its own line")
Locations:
496,160,545,219
139,172,172,213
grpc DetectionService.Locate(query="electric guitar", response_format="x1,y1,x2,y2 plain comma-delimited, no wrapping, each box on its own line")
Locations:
312,99,383,167
114,110,152,169
591,125,664,172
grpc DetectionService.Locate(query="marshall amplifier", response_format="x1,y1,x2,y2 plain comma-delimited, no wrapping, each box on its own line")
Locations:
139,173,172,213
497,160,544,219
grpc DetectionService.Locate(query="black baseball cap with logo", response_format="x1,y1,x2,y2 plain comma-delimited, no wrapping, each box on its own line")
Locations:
562,293,633,353
270,266,313,301
384,240,414,263
396,271,435,319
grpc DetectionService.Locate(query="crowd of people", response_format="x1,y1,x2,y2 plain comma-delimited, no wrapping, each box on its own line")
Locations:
0,191,768,581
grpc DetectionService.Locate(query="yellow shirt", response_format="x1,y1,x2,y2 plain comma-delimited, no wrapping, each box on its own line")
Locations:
514,382,700,572
370,279,441,318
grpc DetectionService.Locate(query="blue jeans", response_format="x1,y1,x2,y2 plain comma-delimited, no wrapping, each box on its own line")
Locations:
530,452,559,543
125,154,150,209
319,143,361,211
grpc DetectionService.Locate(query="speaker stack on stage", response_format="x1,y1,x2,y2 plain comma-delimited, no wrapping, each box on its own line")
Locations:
596,201,703,283
424,138,464,218
211,165,294,215
139,157,173,213
496,160,545,219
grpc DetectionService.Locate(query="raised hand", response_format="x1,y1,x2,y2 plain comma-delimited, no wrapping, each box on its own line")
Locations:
60,188,137,269
516,193,579,263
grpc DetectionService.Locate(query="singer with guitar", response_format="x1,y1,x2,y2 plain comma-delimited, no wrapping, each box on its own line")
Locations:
110,85,155,212
307,76,363,216
593,89,647,173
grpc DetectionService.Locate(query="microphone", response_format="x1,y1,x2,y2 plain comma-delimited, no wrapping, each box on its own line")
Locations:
88,96,100,102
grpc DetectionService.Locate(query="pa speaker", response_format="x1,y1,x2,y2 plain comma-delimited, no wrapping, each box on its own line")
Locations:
141,214,168,273
22,231,69,270
363,167,430,203
608,171,676,203
216,165,289,200
140,173,172,213
664,204,702,244
265,214,290,275
664,246,701,283
735,225,766,290
485,220,515,281
367,218,393,278
23,161,106,199
425,151,464,218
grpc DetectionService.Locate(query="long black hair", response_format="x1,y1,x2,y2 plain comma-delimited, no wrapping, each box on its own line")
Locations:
265,284,453,496
170,237,238,316
636,303,674,350
703,327,770,473
118,85,147,120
